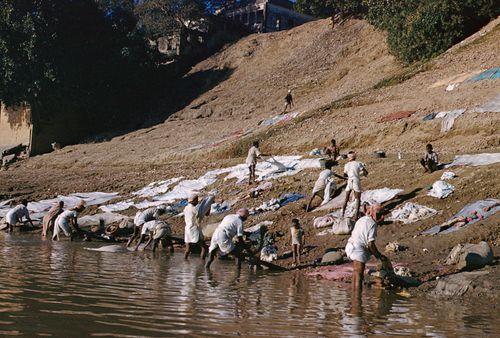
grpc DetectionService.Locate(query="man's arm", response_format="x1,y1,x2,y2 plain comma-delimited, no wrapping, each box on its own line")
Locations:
368,241,387,261
333,173,347,180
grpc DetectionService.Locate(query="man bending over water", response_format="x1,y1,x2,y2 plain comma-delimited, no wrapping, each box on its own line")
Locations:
205,208,251,270
345,204,389,294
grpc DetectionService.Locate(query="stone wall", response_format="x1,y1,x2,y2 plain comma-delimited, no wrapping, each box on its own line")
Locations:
0,102,32,152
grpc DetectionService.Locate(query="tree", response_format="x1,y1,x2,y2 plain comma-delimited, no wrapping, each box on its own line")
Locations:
135,0,208,39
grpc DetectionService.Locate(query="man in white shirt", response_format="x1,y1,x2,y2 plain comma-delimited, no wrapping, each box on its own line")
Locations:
135,220,174,252
5,199,33,232
184,194,209,260
306,161,346,212
341,151,368,220
52,201,85,240
127,206,166,247
205,208,250,270
345,204,388,293
246,141,267,185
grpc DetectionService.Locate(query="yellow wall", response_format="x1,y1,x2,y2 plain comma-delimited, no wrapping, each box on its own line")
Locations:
0,102,32,152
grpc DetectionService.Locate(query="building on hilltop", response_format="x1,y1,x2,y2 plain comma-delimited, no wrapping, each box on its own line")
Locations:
217,0,314,33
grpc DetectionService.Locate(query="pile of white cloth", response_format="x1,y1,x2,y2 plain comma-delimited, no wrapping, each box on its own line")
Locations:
389,202,438,224
428,180,455,199
440,171,456,180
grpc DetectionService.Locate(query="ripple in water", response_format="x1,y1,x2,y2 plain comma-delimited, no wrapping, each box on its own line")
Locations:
0,234,497,336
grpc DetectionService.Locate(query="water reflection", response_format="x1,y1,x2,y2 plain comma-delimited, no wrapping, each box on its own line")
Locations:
0,233,497,336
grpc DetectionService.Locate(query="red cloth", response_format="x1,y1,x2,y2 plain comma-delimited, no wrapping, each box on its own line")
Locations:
379,110,415,122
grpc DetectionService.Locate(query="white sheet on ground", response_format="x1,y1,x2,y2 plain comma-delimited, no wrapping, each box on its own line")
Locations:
446,153,500,167
79,213,129,227
423,199,500,235
99,200,135,213
315,188,403,212
132,177,183,197
438,109,466,133
471,94,500,113
428,180,454,199
24,192,120,220
388,203,437,224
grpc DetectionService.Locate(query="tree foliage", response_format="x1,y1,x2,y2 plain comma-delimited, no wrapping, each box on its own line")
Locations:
295,0,499,63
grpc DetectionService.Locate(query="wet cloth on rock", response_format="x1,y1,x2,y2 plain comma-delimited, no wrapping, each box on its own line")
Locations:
389,203,437,224
423,199,500,235
428,180,454,199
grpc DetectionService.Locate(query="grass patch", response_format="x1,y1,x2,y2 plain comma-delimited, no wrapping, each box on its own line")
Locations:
373,61,433,89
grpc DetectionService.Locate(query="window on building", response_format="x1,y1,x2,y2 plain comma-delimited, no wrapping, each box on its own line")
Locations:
249,11,256,25
256,10,264,23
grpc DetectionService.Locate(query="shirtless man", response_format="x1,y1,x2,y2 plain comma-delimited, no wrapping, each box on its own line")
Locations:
42,201,64,238
184,195,209,259
5,199,33,232
306,161,346,212
127,206,166,247
205,209,251,270
325,139,340,160
246,141,268,185
341,152,368,220
420,144,439,173
345,204,389,294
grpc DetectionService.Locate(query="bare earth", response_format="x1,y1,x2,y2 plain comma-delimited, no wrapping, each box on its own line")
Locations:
1,18,499,301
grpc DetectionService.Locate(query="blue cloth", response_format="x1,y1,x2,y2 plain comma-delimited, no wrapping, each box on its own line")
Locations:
280,193,305,206
467,67,500,82
423,112,437,121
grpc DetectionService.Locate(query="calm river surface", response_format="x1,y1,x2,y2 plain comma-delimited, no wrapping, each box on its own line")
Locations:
0,233,498,337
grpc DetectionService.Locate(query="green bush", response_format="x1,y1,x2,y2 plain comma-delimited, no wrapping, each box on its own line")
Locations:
297,0,499,63
365,0,499,63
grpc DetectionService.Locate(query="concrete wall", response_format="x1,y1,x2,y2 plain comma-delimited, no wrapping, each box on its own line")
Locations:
0,102,32,152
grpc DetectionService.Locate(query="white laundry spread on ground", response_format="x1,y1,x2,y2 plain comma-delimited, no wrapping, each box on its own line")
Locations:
132,177,183,197
98,155,320,213
78,213,129,227
440,171,456,180
446,153,500,167
428,180,455,199
315,188,403,213
388,203,437,224
437,109,466,133
471,94,500,113
14,192,120,220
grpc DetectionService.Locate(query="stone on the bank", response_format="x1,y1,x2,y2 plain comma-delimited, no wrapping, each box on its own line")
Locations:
432,270,489,298
445,241,493,271
321,250,345,264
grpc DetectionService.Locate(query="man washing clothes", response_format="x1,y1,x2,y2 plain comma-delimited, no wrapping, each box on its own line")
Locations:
342,151,368,220
345,204,389,294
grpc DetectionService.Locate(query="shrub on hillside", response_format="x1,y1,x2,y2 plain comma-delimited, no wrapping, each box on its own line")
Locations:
298,0,499,63
370,0,500,63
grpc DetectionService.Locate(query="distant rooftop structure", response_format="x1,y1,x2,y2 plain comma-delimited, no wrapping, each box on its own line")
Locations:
218,0,314,33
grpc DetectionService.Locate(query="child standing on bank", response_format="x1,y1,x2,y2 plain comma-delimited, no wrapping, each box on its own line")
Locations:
290,219,305,266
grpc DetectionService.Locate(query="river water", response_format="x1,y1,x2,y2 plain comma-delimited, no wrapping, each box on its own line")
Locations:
0,234,497,337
